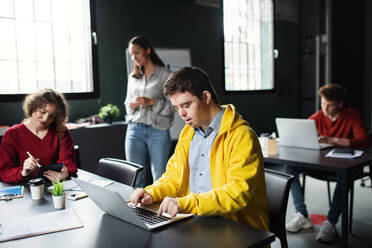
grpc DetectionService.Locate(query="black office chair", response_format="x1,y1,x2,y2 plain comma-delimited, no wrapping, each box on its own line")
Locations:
97,158,143,187
264,168,294,248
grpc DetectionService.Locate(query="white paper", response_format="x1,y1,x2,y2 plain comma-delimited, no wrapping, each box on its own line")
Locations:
0,209,83,242
89,179,114,188
48,179,81,193
325,149,364,159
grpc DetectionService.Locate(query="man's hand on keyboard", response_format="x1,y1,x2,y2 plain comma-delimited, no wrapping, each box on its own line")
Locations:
157,197,180,218
130,188,153,206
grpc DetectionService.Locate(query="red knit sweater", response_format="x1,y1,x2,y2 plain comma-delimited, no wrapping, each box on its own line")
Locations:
0,123,78,183
309,108,371,148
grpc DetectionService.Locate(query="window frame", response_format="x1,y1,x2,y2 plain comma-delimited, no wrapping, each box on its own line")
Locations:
0,0,99,102
221,0,277,95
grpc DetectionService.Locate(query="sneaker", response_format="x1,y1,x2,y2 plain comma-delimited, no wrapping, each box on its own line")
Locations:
286,212,313,232
316,220,337,242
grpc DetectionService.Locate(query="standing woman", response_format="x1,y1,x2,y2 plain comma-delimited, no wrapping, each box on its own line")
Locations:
125,36,173,187
0,89,77,183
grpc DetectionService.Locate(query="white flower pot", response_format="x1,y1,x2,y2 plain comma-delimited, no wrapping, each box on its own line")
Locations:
52,194,66,209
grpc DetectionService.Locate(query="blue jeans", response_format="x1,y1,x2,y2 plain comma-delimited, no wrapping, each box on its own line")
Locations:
125,123,171,188
286,166,342,225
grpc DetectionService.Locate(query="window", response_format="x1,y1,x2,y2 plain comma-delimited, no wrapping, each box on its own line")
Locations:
0,0,96,99
223,0,274,91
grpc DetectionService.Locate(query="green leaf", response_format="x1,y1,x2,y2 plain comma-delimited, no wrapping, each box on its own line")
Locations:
98,103,121,119
52,180,64,196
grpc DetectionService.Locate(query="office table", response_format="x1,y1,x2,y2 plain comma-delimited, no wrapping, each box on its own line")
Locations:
0,170,275,248
263,146,372,248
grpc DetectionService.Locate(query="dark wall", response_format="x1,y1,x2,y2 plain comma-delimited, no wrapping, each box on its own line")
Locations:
0,0,301,135
332,0,364,113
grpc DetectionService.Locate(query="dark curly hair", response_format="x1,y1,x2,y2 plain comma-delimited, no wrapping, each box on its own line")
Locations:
22,89,68,133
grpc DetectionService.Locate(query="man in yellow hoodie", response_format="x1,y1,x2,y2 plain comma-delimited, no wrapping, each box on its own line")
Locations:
130,66,269,231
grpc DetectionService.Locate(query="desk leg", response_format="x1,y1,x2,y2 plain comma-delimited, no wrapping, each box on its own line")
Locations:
340,170,349,248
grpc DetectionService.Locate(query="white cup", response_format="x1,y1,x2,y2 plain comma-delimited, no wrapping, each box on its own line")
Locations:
29,178,45,200
259,136,268,149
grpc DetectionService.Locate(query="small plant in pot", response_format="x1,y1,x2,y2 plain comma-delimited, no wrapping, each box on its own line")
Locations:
98,103,120,124
52,180,65,209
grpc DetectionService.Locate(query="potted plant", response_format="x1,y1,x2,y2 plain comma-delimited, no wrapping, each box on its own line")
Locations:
52,180,65,209
98,103,121,124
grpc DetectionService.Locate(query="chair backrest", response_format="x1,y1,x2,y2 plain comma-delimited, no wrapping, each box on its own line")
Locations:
264,168,294,248
97,158,143,187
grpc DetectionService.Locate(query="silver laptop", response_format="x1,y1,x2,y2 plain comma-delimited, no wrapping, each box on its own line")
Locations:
73,178,192,231
275,118,333,150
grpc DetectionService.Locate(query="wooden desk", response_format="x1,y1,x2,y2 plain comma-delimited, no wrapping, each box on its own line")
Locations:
263,146,372,248
0,170,275,248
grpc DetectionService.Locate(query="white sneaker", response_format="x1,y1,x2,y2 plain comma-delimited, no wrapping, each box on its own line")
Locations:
286,212,313,232
316,220,337,242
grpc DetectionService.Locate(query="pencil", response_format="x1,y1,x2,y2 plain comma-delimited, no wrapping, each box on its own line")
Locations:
26,151,42,168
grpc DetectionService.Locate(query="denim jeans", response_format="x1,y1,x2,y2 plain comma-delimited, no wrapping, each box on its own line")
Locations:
286,166,342,225
125,123,171,188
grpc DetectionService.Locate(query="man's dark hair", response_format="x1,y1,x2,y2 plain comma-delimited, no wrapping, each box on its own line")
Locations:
318,83,346,102
163,67,220,104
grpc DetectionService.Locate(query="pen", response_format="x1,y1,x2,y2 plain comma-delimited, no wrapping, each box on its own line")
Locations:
26,151,41,168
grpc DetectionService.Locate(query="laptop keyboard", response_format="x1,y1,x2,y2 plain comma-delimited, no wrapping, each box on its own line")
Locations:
129,205,171,225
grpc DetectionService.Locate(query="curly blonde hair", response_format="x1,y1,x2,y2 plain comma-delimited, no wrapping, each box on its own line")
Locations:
23,89,69,133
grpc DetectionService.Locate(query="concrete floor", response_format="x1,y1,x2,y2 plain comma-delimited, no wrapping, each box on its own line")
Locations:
271,175,372,248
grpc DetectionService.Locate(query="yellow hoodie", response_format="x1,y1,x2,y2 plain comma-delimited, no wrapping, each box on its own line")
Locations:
145,104,269,231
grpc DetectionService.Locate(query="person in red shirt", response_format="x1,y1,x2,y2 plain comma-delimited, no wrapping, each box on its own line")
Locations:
0,89,78,183
285,83,370,242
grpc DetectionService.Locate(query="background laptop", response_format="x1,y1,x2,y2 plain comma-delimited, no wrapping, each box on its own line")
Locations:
73,178,192,231
275,118,333,150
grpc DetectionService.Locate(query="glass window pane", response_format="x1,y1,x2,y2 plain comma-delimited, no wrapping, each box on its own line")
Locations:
55,62,71,92
54,24,70,62
224,0,273,91
70,27,85,62
14,0,34,20
34,0,52,21
0,19,17,60
37,62,54,89
71,62,86,92
35,22,53,61
19,61,38,93
69,0,84,26
51,0,68,24
0,61,18,93
0,0,94,95
16,20,36,61
0,0,14,18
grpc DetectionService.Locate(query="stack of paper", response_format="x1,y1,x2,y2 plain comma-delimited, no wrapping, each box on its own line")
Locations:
325,149,364,159
0,186,24,200
0,208,83,242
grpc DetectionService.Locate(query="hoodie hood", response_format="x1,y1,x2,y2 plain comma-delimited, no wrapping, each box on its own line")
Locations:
178,104,249,143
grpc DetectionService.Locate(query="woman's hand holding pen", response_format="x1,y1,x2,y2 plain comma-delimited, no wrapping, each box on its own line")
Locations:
21,156,39,177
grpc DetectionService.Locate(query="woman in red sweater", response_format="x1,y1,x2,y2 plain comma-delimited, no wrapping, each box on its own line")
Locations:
0,89,77,183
